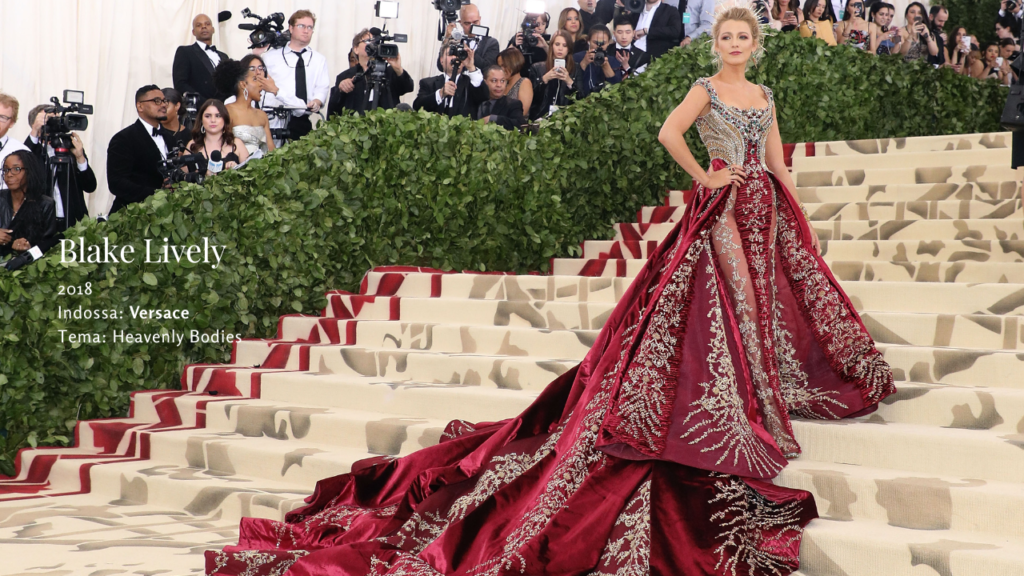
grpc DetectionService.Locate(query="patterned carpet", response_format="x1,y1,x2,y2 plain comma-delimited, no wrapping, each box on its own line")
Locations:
0,132,1021,575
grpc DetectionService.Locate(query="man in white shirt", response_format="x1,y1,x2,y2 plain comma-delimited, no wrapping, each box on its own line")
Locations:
172,14,229,102
0,93,29,191
681,0,715,47
262,10,330,141
630,0,682,59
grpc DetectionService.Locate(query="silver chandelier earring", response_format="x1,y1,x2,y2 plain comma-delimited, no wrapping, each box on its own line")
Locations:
243,88,250,101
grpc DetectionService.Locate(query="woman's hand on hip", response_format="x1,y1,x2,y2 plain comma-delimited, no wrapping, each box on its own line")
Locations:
705,164,746,189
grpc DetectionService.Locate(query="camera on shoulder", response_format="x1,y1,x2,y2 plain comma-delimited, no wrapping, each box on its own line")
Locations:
238,8,290,50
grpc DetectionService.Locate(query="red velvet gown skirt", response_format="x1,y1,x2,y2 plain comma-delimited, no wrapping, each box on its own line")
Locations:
206,79,895,576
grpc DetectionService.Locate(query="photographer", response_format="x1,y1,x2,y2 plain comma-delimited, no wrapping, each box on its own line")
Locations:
438,4,500,74
575,25,623,97
415,44,489,118
630,0,682,59
24,104,97,230
475,66,527,130
1000,1,1023,35
159,88,191,152
328,29,414,117
530,31,582,120
509,13,551,67
1,150,56,259
899,2,938,63
612,17,650,77
106,85,176,215
172,14,229,102
0,93,29,189
262,10,330,140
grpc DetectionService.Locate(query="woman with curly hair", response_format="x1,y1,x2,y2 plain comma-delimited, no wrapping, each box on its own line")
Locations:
215,56,275,159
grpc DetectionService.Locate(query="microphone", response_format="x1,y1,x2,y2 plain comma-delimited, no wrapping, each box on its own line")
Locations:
451,29,465,42
218,10,232,23
369,27,383,37
208,150,223,174
5,233,62,271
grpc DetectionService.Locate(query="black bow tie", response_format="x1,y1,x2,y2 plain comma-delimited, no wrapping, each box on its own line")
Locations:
152,127,161,137
206,44,217,52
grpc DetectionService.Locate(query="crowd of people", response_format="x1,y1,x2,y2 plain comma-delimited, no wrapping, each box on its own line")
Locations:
0,2,1014,267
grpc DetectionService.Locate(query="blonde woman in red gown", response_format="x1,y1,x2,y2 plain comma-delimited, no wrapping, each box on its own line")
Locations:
207,3,895,574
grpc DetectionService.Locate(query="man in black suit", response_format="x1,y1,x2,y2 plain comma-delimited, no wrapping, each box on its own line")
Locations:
437,4,500,73
24,105,97,230
612,17,651,77
415,47,489,118
476,66,526,130
630,0,682,59
106,86,175,216
579,0,617,32
172,14,228,102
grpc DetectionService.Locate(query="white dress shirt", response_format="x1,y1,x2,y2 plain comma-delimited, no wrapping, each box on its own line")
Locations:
196,41,221,67
635,1,662,53
262,44,330,117
27,134,89,218
138,118,168,160
0,134,29,190
434,68,484,105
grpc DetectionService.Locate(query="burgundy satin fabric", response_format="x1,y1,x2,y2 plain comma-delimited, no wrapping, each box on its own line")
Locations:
205,160,893,576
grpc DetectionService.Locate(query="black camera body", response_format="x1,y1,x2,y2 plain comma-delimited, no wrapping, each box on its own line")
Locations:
181,91,201,132
624,0,644,12
158,150,206,185
448,40,469,71
366,27,407,60
593,40,607,65
433,0,469,22
238,8,291,50
41,91,93,165
522,18,541,48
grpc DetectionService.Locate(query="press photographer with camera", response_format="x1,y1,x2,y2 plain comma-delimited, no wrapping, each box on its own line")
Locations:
1000,0,1023,33
172,14,229,102
24,103,96,230
106,85,178,215
438,4,500,75
575,25,623,97
509,13,550,68
159,88,192,152
328,28,414,117
612,17,650,77
0,94,29,190
475,65,527,130
0,150,57,259
530,30,582,120
415,42,489,118
262,10,330,140
630,0,682,59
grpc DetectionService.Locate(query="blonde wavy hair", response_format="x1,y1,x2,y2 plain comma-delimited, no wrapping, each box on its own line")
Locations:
710,0,769,70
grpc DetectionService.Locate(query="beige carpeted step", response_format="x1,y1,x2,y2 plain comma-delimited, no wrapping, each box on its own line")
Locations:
795,164,1016,188
793,148,1011,172
794,132,1011,158
878,343,1024,387
804,199,1023,221
869,382,1024,432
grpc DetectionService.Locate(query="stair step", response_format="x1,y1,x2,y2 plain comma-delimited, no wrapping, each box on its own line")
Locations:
878,343,1024,387
779,459,1024,540
861,312,1024,350
805,199,1023,221
792,147,1009,171
796,132,1011,158
871,382,1024,432
794,164,1017,188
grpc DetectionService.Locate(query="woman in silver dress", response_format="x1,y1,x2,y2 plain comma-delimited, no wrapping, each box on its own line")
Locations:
216,56,275,160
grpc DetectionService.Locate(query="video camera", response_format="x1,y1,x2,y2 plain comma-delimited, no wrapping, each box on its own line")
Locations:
366,26,407,60
521,16,542,48
238,8,290,50
158,145,206,185
433,0,469,23
41,90,93,165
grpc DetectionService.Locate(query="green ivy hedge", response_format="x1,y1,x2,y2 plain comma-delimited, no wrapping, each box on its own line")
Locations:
0,33,1006,475
941,0,1002,46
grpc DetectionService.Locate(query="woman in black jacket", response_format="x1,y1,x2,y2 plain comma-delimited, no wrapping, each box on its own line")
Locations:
530,30,582,120
0,150,56,258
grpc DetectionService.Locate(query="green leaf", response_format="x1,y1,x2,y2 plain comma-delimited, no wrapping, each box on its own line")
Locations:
142,273,158,286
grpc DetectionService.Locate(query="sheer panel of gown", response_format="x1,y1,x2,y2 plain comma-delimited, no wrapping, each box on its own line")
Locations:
206,77,895,576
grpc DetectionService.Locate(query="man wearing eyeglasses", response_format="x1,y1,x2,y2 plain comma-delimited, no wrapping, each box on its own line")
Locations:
0,93,29,191
172,14,230,102
262,10,330,141
105,85,176,215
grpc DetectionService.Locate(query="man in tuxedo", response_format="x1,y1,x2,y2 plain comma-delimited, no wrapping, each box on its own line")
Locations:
106,85,175,216
0,93,29,190
476,66,526,130
415,46,489,118
262,10,331,140
612,17,650,77
630,0,682,59
437,4,500,73
24,105,97,230
172,14,228,102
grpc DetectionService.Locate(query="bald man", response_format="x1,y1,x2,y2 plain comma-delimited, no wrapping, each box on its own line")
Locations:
172,14,229,101
436,4,499,73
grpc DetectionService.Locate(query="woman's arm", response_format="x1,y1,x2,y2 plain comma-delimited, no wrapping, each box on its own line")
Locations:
518,79,534,118
658,85,744,190
925,32,939,56
869,23,880,53
899,27,913,55
234,138,250,164
260,110,276,152
765,105,821,254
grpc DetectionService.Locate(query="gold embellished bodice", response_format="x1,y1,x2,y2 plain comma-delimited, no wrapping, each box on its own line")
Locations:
692,77,774,170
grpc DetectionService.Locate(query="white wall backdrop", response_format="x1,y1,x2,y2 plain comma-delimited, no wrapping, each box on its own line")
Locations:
0,0,577,217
